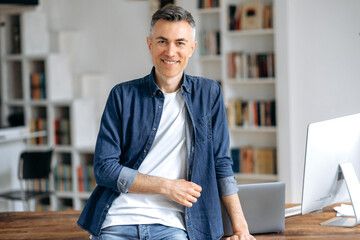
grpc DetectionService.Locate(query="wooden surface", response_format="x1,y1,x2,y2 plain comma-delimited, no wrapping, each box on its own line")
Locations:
0,211,88,240
254,205,360,240
0,206,359,240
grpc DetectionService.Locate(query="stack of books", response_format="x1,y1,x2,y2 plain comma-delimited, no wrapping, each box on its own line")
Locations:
231,147,277,174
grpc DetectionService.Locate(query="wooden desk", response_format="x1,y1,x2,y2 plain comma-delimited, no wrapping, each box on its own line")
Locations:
0,211,88,240
0,207,359,240
255,205,360,240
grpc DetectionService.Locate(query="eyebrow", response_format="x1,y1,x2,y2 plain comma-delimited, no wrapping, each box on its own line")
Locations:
155,36,189,42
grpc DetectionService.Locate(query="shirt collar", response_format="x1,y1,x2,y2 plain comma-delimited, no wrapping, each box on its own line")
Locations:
149,67,161,97
148,67,191,97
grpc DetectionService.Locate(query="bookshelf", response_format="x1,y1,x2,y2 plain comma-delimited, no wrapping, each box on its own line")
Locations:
0,10,96,211
197,0,277,183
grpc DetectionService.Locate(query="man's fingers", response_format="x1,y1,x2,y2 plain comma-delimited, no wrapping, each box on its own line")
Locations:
190,188,201,198
170,180,203,207
188,195,198,203
191,183,202,193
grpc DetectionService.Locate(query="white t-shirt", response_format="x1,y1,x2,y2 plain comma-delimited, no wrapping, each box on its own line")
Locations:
102,89,187,230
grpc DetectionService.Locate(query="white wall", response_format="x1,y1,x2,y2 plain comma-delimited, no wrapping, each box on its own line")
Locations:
277,0,360,202
41,0,198,89
42,0,152,88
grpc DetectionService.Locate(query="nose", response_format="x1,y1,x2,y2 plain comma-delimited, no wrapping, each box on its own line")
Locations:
165,43,175,57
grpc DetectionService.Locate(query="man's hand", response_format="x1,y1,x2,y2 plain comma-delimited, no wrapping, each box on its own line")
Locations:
221,231,256,240
128,173,202,207
163,179,202,207
221,194,256,240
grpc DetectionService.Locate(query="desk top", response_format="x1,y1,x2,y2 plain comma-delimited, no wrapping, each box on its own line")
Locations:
0,211,88,240
0,206,359,240
255,205,360,240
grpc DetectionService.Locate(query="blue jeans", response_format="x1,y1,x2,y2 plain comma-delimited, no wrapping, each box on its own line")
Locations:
92,224,188,240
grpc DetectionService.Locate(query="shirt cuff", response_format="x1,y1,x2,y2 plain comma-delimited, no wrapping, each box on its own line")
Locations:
217,176,238,196
117,166,138,193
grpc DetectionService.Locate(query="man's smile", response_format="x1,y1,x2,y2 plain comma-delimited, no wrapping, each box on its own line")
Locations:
162,59,179,65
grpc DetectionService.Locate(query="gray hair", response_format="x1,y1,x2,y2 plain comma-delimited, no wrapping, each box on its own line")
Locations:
150,5,196,41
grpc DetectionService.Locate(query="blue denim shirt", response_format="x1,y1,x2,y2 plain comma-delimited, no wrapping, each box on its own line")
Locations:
77,68,238,240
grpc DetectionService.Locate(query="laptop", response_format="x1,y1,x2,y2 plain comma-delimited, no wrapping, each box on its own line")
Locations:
222,182,285,236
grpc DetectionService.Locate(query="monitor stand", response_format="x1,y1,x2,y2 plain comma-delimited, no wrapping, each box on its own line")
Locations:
320,162,360,227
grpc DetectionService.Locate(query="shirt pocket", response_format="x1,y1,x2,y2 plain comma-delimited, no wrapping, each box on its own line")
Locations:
194,114,212,143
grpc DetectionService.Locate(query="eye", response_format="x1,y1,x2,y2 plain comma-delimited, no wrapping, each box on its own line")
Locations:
158,40,166,45
177,42,185,46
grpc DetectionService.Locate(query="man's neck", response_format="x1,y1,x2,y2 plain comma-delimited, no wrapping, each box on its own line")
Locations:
154,72,183,93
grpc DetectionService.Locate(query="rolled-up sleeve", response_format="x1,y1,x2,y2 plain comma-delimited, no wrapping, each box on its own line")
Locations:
117,166,138,193
217,176,238,196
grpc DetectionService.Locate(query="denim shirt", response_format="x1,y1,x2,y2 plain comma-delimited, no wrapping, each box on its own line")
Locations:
77,68,238,240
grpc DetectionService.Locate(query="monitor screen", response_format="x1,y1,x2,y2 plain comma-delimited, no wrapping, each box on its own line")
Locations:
301,113,360,216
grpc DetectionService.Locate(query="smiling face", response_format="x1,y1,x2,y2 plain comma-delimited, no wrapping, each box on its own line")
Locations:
147,19,197,92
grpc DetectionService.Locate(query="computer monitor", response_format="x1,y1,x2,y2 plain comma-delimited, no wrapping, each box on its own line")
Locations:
301,113,360,227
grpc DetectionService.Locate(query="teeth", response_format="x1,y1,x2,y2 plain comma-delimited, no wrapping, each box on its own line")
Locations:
163,60,177,64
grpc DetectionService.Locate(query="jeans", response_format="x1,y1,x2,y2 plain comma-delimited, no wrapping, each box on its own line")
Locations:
92,224,188,240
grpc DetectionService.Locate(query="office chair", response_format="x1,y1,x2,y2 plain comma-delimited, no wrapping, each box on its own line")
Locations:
0,150,53,211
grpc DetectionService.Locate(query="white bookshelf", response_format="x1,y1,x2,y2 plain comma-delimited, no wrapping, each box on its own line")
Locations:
0,10,97,211
197,0,277,183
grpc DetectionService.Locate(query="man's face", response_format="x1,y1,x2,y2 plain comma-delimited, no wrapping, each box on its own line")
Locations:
147,19,197,82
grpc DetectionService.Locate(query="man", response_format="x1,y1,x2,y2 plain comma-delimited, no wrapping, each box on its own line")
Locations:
77,5,255,240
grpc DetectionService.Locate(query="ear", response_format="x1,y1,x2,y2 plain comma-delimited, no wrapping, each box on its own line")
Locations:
147,36,152,54
189,40,197,57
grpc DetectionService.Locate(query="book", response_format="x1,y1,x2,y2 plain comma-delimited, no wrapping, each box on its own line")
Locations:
10,15,21,54
241,1,264,30
263,5,273,29
55,163,72,192
228,5,237,30
54,118,71,145
30,72,46,100
226,99,276,128
77,166,84,192
200,30,221,56
231,148,240,173
198,0,220,9
232,147,277,175
228,51,275,79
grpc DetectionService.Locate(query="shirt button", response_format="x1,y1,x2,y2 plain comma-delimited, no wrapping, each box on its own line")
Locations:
153,128,156,131
106,204,110,208
144,149,147,153
192,146,195,152
158,105,162,108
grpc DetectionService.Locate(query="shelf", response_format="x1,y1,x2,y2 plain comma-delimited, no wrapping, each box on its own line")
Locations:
51,100,73,105
29,100,48,106
0,128,46,144
76,146,95,153
226,29,274,37
54,145,74,152
5,100,25,105
1,55,23,60
0,9,98,212
234,173,278,182
229,126,277,134
198,7,221,14
78,192,92,199
55,191,74,198
226,78,276,85
199,55,221,62
25,145,52,151
196,0,277,185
